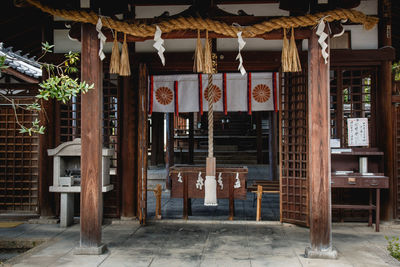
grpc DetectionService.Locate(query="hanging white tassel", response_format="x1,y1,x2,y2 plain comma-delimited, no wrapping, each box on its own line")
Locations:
217,173,223,190
204,175,218,206
96,18,106,61
236,31,246,75
153,25,165,66
196,171,204,190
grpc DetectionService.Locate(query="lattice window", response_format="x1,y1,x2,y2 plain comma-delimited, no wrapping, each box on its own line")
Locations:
330,67,377,147
0,97,39,212
280,70,309,226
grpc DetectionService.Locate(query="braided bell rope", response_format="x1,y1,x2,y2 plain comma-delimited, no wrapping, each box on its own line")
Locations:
207,73,214,158
26,0,378,39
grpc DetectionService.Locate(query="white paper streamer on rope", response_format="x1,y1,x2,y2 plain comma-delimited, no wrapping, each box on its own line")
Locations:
196,171,204,190
235,31,246,75
153,26,166,66
234,172,241,189
316,18,329,64
96,18,106,61
177,172,183,183
217,173,223,190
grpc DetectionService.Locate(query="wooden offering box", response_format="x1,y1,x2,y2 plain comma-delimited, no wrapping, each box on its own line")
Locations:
169,166,248,220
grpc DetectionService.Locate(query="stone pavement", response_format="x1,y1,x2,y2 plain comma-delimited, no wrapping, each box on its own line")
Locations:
1,220,400,267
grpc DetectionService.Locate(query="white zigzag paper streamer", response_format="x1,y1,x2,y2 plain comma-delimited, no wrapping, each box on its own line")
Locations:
217,173,223,190
177,172,183,183
153,26,166,66
96,18,106,61
196,171,204,190
235,31,246,75
316,19,329,64
234,172,241,189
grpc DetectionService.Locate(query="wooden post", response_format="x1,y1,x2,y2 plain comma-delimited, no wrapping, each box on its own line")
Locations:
38,98,55,218
377,0,394,220
121,75,137,219
188,112,194,164
256,185,262,221
75,23,105,255
137,63,148,225
305,28,337,259
256,112,263,164
165,113,174,189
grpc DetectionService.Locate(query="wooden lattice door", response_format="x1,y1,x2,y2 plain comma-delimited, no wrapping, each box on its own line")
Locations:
279,70,309,226
0,98,39,212
395,104,400,218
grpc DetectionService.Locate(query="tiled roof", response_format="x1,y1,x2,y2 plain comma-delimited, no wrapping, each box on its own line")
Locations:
0,42,42,79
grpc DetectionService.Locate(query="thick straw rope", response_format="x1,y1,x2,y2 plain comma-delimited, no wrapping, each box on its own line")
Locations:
207,73,214,158
26,0,378,39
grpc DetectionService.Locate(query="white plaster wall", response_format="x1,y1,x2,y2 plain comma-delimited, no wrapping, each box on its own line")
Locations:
217,38,282,52
135,5,190,18
217,3,289,16
355,0,378,15
54,29,114,53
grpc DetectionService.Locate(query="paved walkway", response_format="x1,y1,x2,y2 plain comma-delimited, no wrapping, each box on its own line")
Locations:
1,221,400,267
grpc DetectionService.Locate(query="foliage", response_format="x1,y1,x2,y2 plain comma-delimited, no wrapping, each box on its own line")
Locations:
385,236,400,260
0,42,93,135
393,61,400,81
0,55,8,72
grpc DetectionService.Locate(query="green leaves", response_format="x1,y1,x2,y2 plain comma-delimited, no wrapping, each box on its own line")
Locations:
0,55,8,73
42,42,54,53
19,118,45,136
393,61,400,81
386,236,400,260
37,75,94,103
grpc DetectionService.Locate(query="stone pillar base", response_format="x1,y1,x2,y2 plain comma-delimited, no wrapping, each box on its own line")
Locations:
74,244,107,255
305,246,338,259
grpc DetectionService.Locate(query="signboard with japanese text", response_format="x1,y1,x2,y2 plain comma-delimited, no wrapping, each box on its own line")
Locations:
347,118,369,147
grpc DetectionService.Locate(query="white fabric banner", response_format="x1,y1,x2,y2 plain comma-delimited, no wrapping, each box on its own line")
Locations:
177,75,199,113
226,73,248,112
152,75,175,113
201,74,223,112
150,73,278,113
251,72,275,111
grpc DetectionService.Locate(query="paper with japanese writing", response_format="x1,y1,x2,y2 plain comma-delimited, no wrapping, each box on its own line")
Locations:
347,118,369,147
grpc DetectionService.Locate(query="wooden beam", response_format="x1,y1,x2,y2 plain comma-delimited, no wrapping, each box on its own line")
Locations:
2,68,39,84
76,23,105,254
121,75,137,218
38,99,56,218
305,28,336,259
0,83,39,89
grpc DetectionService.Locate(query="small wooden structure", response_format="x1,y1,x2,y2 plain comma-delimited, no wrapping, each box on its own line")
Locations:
169,166,247,220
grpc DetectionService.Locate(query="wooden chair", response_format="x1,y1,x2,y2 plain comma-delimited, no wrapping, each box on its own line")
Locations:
248,180,280,221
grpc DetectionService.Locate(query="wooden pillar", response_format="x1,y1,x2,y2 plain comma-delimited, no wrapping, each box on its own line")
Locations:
166,113,174,189
256,112,263,164
137,63,148,225
121,75,137,218
151,113,160,166
271,111,278,181
305,28,337,259
75,23,105,254
188,113,194,164
38,98,55,218
377,0,394,220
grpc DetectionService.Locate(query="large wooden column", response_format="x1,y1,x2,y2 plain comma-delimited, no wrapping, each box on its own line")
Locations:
377,0,394,220
121,75,137,218
75,23,105,254
38,98,55,218
305,28,337,259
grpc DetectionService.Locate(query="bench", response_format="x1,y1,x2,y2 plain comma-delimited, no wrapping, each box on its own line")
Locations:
248,180,280,221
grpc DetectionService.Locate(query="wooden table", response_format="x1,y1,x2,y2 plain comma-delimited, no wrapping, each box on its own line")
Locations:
169,166,247,220
331,174,389,232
